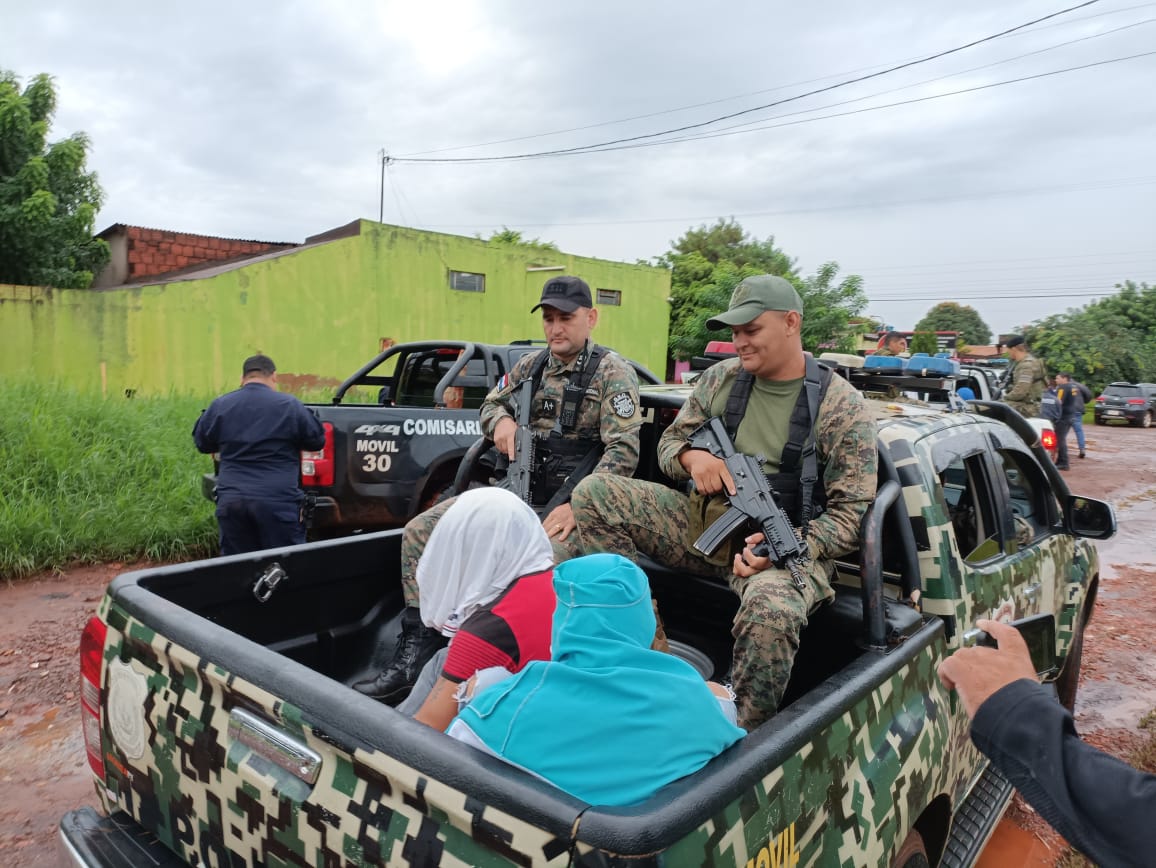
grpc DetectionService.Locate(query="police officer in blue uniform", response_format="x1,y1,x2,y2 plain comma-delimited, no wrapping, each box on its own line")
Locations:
193,354,325,555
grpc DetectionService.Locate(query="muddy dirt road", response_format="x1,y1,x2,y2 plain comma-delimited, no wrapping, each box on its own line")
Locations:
3,426,1155,867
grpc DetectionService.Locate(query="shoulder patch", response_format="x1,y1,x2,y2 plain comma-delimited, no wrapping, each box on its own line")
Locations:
611,392,637,418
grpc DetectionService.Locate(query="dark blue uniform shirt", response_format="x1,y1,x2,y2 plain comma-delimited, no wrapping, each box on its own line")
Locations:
193,383,325,503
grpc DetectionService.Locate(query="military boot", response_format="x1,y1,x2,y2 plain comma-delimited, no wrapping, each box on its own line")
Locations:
352,607,446,704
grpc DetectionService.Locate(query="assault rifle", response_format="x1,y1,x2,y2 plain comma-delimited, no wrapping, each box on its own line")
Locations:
688,416,809,589
499,377,536,503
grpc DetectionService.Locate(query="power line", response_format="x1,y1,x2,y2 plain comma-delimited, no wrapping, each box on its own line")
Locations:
421,175,1156,230
391,1,1101,164
643,17,1156,143
859,250,1156,271
868,289,1121,301
571,51,1156,157
399,2,1155,158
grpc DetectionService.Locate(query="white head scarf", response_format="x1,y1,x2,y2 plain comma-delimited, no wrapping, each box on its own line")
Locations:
416,487,554,637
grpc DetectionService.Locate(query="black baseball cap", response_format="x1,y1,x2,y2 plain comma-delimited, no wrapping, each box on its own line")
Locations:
531,276,593,313
242,354,276,375
1004,335,1025,349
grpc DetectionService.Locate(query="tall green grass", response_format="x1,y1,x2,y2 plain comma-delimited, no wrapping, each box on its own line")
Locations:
0,381,219,580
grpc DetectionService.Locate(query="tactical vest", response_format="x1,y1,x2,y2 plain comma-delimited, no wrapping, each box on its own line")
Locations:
722,355,832,532
524,343,608,506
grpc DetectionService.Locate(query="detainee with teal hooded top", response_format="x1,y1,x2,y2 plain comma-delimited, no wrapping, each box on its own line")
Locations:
447,553,745,806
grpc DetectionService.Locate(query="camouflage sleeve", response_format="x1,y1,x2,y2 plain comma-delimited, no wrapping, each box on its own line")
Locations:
1002,359,1036,404
808,375,878,561
479,351,539,439
657,359,740,480
592,353,643,477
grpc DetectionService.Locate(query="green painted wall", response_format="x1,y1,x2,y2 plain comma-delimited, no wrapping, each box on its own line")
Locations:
0,221,671,396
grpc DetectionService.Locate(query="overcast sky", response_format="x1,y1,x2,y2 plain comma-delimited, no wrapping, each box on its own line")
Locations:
5,0,1154,337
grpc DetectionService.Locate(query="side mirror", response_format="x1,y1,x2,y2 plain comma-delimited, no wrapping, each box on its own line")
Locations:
1066,495,1116,540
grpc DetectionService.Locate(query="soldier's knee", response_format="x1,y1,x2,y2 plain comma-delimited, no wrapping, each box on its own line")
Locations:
571,474,612,515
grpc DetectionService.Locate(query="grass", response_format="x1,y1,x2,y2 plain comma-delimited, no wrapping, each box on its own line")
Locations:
0,380,219,580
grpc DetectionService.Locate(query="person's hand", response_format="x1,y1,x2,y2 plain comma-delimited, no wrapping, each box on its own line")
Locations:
937,619,1039,720
679,449,735,496
542,503,576,542
733,532,770,577
493,417,518,460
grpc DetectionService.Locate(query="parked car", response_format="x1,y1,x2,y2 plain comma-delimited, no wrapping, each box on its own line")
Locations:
1093,382,1156,427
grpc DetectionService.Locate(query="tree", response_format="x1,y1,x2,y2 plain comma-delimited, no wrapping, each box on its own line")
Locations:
660,219,796,361
479,226,559,253
1024,281,1156,391
660,218,865,360
914,302,992,346
0,71,108,288
909,331,940,355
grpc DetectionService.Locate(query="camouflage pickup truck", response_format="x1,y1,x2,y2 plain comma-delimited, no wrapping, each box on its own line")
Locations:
62,390,1115,867
200,339,660,535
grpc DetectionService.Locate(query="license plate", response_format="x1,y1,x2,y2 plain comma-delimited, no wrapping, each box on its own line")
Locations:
1106,410,1122,416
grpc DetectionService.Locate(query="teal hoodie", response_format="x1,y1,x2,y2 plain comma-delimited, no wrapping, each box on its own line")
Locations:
448,553,745,806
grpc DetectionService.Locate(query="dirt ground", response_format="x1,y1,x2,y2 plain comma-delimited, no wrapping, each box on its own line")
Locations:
2,425,1154,867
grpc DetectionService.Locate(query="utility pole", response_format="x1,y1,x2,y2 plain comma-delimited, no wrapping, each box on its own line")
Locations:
378,150,386,223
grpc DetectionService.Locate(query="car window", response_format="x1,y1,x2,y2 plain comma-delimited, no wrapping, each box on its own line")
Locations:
395,351,492,409
991,449,1058,547
938,454,1001,563
1104,384,1141,397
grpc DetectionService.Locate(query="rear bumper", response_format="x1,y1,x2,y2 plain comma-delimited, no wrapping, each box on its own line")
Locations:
1095,408,1144,423
59,807,185,868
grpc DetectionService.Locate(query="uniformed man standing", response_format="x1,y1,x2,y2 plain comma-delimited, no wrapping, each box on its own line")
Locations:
353,275,643,703
1002,335,1047,418
193,354,325,555
571,275,878,730
874,331,908,357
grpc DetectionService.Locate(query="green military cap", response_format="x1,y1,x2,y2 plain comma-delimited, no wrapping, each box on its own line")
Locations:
706,275,803,330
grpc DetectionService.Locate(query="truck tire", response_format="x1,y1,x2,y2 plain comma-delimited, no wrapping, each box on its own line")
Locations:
1056,585,1096,712
1143,411,1153,429
1056,614,1087,712
891,829,930,868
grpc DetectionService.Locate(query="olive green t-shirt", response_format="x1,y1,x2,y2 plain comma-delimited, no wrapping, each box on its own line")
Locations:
709,376,804,474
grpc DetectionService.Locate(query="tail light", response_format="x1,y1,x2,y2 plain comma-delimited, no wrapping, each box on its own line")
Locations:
80,616,108,780
301,422,334,486
1041,429,1057,452
1095,396,1105,403
1127,398,1146,405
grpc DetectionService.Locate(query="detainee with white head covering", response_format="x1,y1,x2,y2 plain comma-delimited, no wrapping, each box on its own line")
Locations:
398,487,557,731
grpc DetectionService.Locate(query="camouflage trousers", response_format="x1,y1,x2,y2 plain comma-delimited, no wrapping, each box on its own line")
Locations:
1005,400,1039,419
399,494,579,608
571,474,834,730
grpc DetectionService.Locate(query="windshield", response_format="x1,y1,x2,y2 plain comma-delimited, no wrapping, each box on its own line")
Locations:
1104,385,1141,397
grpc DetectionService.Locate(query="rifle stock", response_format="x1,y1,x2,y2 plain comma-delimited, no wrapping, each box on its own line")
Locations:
688,417,809,588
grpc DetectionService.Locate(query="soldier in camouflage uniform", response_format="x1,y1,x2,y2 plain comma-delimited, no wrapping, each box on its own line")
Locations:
571,275,877,730
1001,334,1047,418
873,331,908,357
354,275,644,704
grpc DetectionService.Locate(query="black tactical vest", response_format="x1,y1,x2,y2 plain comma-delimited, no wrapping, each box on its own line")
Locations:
722,355,832,531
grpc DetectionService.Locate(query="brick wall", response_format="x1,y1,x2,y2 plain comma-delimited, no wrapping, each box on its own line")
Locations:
123,226,295,280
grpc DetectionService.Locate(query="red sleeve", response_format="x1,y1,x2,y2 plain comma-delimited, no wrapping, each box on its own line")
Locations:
441,630,515,684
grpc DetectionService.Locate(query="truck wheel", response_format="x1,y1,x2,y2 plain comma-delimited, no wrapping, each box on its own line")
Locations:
891,829,929,868
1142,412,1153,429
1056,612,1088,712
1094,417,1105,426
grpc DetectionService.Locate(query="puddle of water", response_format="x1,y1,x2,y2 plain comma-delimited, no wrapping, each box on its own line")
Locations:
1075,681,1154,730
976,819,1057,867
1095,498,1156,576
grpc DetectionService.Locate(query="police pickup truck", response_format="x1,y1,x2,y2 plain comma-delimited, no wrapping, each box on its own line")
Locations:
64,380,1114,867
200,340,659,535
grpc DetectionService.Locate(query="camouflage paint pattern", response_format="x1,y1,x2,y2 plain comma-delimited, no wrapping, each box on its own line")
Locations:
93,597,577,867
82,400,1100,867
1002,353,1047,418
